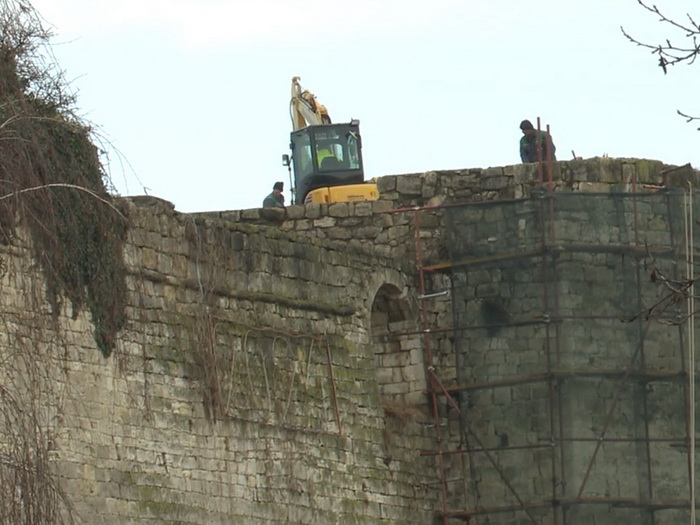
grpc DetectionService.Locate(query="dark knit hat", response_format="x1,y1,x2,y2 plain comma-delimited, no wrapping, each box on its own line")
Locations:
519,119,534,130
273,181,284,191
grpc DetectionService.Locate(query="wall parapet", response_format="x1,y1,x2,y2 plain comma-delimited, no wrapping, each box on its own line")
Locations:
193,159,697,260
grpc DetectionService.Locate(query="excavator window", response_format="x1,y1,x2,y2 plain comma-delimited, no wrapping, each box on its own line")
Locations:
291,132,313,179
346,133,360,169
320,157,342,170
315,143,346,171
289,122,364,204
313,130,363,171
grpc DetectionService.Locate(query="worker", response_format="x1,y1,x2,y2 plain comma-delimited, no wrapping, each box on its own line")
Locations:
316,145,335,169
262,181,285,208
519,120,556,163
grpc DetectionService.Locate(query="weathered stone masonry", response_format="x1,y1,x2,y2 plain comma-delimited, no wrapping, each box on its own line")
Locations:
1,157,699,524
1,195,438,524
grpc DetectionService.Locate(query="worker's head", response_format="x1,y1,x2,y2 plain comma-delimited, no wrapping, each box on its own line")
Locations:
273,181,284,194
520,119,535,136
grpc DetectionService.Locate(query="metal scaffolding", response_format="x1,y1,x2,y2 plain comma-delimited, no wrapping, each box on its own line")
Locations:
400,164,699,524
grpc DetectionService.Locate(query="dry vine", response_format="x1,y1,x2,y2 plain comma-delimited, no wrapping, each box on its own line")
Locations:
0,305,76,525
625,253,696,324
0,1,130,523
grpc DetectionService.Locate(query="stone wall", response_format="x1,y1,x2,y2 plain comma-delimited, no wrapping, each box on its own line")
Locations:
189,156,700,523
0,157,699,524
443,189,696,523
0,196,437,524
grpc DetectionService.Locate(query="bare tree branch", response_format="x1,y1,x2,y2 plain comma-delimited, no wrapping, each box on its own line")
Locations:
677,109,700,130
621,1,700,72
621,0,700,128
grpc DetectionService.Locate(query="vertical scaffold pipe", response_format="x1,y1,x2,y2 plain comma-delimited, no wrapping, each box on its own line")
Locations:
412,209,449,524
685,184,696,524
536,117,543,186
546,124,554,190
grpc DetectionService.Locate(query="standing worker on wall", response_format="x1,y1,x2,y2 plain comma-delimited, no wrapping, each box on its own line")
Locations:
263,181,285,208
519,119,556,163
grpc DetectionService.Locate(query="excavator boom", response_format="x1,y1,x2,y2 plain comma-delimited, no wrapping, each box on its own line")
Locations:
290,76,331,131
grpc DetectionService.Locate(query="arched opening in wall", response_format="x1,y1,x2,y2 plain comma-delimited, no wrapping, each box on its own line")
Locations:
371,283,428,467
370,283,426,408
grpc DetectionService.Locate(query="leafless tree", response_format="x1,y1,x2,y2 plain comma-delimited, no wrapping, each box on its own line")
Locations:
621,0,700,128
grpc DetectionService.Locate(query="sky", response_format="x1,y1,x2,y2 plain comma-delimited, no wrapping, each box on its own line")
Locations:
26,0,700,212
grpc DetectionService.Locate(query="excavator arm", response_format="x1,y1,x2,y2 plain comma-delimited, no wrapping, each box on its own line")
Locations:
289,76,332,130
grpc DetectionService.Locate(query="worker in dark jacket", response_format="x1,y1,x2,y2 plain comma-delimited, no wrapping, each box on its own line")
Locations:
263,181,285,208
519,119,556,163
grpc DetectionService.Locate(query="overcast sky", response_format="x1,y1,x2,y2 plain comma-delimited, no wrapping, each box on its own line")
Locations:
28,0,700,212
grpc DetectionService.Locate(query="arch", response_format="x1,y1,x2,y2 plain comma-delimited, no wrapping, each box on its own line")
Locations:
370,283,426,406
371,283,410,325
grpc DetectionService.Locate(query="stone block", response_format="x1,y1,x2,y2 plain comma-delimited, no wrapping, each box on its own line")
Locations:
313,216,336,228
240,208,262,220
352,201,374,217
396,174,423,195
304,204,322,219
401,363,425,383
482,172,511,192
376,175,397,193
328,202,350,218
285,205,306,219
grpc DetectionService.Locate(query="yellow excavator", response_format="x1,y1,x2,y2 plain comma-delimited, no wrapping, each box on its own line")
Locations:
282,76,379,205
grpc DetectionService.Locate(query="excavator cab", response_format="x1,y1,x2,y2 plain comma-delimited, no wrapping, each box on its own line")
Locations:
289,120,373,205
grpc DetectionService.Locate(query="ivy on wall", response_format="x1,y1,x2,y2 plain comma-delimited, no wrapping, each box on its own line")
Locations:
0,2,128,357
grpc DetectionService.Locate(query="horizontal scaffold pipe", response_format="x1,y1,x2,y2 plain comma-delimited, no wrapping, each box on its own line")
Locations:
436,368,689,394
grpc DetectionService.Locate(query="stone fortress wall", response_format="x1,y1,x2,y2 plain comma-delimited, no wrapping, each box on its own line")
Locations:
1,157,699,524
